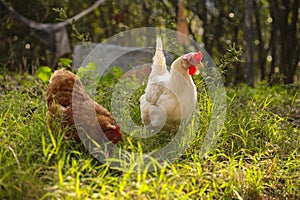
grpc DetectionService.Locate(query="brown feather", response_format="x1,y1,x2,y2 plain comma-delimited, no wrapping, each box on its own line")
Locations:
46,68,122,144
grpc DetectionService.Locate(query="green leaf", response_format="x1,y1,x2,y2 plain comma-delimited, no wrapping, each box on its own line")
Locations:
77,62,99,80
111,66,123,78
36,66,53,83
59,58,72,68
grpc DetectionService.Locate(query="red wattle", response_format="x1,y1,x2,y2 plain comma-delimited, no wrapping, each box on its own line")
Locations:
188,66,197,75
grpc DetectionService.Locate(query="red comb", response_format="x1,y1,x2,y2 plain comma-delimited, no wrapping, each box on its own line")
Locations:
193,51,202,62
116,124,120,132
183,51,203,66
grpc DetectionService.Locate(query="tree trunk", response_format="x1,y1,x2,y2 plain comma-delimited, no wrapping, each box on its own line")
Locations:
268,0,280,83
269,0,299,84
254,0,266,81
283,0,299,84
245,0,255,87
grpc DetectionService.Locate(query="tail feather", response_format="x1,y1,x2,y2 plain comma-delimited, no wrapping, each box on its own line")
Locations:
154,37,163,56
151,37,166,74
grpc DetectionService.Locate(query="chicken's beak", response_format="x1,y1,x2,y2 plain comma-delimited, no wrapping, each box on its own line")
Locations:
194,67,200,75
112,135,123,144
195,62,204,75
116,124,123,142
117,134,123,142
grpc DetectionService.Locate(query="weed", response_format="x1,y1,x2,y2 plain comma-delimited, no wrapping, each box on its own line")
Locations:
0,71,299,199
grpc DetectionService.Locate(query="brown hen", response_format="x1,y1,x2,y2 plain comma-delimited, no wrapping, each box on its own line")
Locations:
46,68,122,144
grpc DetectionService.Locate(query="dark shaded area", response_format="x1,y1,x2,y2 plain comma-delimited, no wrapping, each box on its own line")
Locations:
0,0,299,85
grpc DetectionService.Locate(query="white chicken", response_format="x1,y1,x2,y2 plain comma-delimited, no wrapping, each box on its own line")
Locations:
140,37,203,133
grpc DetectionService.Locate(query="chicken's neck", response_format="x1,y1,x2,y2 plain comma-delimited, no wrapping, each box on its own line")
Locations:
169,57,193,86
168,57,197,118
168,57,196,95
171,58,189,76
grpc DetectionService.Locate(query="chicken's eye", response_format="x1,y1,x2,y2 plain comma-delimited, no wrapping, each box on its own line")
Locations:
105,130,115,139
106,130,115,136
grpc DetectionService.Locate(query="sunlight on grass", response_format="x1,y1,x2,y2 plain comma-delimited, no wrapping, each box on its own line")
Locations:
0,73,299,199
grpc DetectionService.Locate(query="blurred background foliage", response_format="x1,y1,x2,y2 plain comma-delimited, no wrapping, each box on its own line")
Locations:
0,0,299,85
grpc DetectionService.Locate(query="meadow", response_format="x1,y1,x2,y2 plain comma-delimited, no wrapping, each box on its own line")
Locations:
0,69,299,199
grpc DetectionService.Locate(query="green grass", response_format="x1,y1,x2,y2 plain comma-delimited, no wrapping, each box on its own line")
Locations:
0,72,299,199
